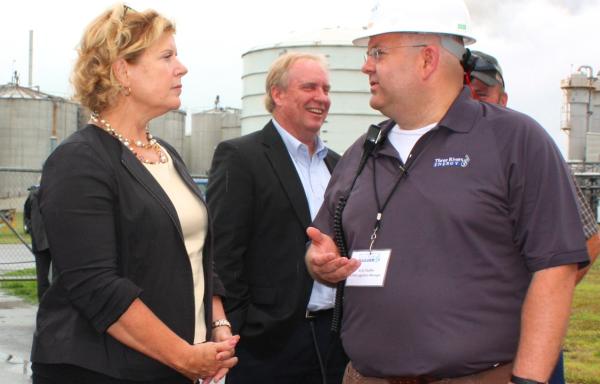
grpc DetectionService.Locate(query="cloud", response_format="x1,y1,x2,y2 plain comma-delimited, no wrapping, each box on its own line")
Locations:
461,0,600,154
549,0,599,14
465,0,600,38
2,0,598,155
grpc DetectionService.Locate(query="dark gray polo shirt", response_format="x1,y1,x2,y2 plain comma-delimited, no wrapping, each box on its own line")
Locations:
313,88,589,378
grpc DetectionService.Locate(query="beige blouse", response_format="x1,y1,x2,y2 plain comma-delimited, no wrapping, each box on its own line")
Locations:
144,149,207,343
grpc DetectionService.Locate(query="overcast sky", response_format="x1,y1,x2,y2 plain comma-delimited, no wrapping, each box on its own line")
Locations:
2,0,599,155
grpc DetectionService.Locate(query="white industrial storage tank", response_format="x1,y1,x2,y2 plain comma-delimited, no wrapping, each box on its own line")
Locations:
149,110,186,156
189,108,241,176
241,27,382,154
0,83,78,199
561,66,600,162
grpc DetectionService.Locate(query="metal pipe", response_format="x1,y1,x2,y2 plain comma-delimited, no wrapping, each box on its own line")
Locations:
51,100,58,153
0,167,42,173
585,72,594,158
51,100,57,137
28,30,33,88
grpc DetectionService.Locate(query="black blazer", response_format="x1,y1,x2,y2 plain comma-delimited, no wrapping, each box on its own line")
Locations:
31,125,225,381
206,121,340,351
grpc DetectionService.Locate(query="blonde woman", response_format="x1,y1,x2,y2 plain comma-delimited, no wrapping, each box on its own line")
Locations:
31,4,238,383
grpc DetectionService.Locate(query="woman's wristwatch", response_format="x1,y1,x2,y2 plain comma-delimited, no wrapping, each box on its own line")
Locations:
211,319,232,329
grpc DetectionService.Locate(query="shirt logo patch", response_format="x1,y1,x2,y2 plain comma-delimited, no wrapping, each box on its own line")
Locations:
433,154,470,168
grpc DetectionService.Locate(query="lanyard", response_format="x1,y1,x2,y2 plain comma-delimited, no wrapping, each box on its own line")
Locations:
369,128,439,251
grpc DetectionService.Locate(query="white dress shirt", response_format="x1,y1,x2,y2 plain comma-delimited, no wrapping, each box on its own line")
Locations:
273,119,336,311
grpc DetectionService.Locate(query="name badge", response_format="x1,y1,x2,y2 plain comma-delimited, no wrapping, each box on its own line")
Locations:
346,249,391,287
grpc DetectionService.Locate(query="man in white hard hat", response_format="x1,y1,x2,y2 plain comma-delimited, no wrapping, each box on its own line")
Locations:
305,1,589,383
469,50,600,384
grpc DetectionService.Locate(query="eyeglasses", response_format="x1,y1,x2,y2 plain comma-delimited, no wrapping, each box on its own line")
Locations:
364,44,427,62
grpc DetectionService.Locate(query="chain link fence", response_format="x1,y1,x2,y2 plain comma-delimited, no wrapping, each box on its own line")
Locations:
0,164,598,283
0,168,40,281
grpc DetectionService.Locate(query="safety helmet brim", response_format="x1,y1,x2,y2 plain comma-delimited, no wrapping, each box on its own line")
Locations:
353,31,476,47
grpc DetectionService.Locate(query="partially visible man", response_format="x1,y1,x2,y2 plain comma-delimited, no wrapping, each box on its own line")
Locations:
470,49,600,384
305,0,590,383
24,185,51,301
469,50,508,106
207,52,346,383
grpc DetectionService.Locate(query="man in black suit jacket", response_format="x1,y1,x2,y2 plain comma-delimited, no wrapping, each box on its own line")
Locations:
207,52,347,383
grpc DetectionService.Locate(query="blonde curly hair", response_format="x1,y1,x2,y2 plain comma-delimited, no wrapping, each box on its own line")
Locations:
71,4,175,113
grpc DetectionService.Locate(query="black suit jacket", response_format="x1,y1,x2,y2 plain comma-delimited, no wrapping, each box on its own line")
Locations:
206,121,340,351
32,125,224,381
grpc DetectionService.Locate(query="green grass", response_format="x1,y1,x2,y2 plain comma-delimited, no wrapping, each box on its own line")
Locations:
565,261,600,384
0,268,38,304
0,211,31,244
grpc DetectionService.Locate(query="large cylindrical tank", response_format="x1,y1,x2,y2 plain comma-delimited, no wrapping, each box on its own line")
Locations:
0,84,78,199
241,28,382,154
561,68,598,162
189,108,241,176
149,110,186,157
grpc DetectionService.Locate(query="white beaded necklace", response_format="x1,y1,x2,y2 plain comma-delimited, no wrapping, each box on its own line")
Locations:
91,113,168,164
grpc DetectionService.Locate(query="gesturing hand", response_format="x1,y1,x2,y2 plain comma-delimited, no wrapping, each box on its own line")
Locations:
306,227,361,284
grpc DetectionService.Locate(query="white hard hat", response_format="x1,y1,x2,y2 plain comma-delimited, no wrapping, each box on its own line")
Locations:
353,0,476,46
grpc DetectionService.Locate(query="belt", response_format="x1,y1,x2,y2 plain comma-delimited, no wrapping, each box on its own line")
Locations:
305,308,333,319
386,377,438,384
345,361,513,384
344,363,439,384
